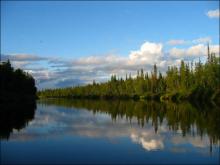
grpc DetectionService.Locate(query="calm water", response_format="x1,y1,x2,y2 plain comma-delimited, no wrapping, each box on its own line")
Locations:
1,99,219,164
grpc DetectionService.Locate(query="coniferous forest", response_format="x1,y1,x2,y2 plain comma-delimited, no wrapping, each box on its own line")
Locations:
38,46,220,103
0,60,37,102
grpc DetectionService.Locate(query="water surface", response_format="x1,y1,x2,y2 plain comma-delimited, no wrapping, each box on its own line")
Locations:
1,99,219,164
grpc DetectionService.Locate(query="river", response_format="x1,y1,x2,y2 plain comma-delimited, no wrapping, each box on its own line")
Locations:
1,99,219,164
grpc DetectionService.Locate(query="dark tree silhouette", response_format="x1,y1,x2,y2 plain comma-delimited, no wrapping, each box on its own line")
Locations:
0,60,37,102
0,101,36,139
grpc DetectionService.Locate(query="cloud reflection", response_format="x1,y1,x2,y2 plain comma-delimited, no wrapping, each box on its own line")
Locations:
130,131,164,151
8,102,213,153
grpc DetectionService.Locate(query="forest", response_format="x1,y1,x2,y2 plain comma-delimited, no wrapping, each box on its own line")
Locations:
38,45,220,102
0,60,37,102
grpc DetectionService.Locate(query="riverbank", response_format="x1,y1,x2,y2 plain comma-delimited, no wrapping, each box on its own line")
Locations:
38,88,220,105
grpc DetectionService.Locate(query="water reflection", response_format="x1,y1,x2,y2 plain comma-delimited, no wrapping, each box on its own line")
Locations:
0,101,36,139
4,99,218,153
39,99,220,145
130,129,164,151
2,99,219,164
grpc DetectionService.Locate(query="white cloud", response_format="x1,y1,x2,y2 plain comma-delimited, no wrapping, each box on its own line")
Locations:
129,41,163,64
193,37,212,44
76,56,105,65
169,44,219,58
206,9,220,18
31,69,56,84
187,44,207,56
167,37,212,46
73,54,126,66
11,61,30,68
167,40,186,46
210,45,220,55
3,40,219,89
169,48,186,58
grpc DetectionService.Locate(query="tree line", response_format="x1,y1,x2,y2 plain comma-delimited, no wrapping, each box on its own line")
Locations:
0,60,37,102
38,45,220,102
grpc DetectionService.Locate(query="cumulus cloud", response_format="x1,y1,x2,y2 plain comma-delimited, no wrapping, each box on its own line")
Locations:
169,44,219,59
2,40,219,89
167,40,186,46
206,9,220,18
36,41,165,89
169,44,206,58
129,42,163,65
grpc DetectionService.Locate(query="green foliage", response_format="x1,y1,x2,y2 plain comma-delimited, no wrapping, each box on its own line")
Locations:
38,48,220,102
0,60,37,102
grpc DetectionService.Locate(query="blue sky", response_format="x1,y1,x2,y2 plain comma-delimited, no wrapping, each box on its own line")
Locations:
1,1,219,89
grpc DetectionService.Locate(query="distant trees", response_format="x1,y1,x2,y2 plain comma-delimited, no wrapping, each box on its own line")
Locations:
38,47,220,102
0,60,37,102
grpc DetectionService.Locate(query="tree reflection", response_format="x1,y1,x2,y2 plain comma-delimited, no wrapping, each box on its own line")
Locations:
40,99,220,146
0,101,36,140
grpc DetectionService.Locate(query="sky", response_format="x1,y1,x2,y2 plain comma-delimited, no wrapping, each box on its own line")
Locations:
1,1,219,89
